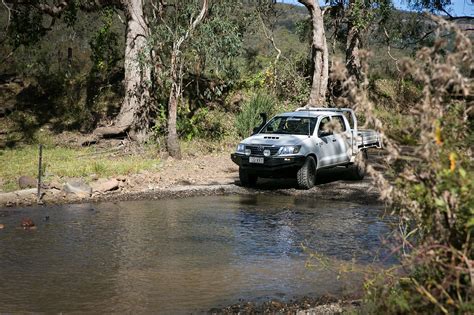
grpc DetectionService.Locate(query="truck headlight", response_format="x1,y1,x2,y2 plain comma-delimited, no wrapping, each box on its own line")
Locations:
236,144,245,153
278,145,301,155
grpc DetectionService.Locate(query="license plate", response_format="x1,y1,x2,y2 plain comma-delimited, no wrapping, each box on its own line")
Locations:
249,156,264,164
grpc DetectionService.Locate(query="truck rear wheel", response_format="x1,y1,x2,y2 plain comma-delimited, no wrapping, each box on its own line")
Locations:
297,156,316,189
239,168,257,187
351,150,368,180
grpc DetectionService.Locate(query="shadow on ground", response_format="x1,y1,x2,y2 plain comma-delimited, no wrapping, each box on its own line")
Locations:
234,166,359,190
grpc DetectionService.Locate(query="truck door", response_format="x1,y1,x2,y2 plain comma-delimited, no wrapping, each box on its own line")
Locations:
315,116,339,167
330,115,351,163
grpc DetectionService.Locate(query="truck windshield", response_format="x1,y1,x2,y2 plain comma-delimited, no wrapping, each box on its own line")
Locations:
260,116,317,135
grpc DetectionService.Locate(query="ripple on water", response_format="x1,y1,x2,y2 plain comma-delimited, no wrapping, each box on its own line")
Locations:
0,194,395,313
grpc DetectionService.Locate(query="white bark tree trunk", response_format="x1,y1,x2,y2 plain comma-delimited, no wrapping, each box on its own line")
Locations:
299,0,329,106
165,0,208,158
95,0,151,142
166,49,181,159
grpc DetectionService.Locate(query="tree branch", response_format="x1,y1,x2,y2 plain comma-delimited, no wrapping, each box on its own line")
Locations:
175,0,208,51
401,29,435,49
298,0,314,10
447,16,474,21
383,27,401,73
257,9,282,64
438,6,473,20
1,0,12,29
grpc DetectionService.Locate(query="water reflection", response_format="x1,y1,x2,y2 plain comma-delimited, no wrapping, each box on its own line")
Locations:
0,195,393,313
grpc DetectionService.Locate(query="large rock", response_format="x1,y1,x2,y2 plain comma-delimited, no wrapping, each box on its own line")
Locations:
63,180,92,196
0,189,37,205
91,179,119,193
19,176,37,189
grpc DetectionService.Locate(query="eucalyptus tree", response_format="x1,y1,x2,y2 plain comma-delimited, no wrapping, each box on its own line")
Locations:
342,0,392,79
2,0,152,141
296,0,393,82
148,0,243,158
406,0,473,20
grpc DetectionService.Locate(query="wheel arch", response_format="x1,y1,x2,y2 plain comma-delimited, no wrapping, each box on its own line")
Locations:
306,153,319,169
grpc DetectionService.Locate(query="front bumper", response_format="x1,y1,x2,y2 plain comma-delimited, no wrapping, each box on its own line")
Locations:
231,153,305,176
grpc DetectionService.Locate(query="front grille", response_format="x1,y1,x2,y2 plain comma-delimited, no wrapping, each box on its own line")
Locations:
246,145,280,156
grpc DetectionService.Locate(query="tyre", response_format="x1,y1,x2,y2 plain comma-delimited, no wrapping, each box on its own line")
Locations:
350,149,368,180
239,167,257,187
297,156,317,189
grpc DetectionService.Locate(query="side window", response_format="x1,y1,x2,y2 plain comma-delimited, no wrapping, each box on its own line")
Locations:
331,116,346,133
343,112,354,129
318,117,331,137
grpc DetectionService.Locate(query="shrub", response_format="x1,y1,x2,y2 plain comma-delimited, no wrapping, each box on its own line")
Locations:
331,16,473,314
178,106,233,141
235,92,278,138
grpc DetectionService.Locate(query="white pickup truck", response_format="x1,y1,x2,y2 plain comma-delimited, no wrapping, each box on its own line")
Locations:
231,107,382,189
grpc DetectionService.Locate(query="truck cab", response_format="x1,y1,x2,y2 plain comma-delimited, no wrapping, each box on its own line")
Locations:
231,107,381,189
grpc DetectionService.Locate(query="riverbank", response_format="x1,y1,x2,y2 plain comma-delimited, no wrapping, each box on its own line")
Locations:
212,295,363,314
0,147,384,208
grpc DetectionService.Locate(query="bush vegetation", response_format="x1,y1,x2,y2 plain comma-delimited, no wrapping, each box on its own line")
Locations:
328,17,473,314
235,92,279,138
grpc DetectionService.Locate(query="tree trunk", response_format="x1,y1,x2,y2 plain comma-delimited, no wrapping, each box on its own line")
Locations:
165,0,208,158
166,50,181,159
95,0,151,142
298,0,329,106
346,0,362,80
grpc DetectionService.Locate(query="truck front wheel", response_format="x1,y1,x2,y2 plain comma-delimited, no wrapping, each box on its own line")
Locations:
239,168,257,187
297,156,317,189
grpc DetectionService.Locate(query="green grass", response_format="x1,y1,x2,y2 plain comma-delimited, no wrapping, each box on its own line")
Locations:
0,145,161,192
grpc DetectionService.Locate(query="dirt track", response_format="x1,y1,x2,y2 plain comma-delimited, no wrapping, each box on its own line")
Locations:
0,150,386,208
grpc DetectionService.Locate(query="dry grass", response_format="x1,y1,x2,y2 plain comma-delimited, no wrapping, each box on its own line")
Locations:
0,144,162,192
328,15,473,314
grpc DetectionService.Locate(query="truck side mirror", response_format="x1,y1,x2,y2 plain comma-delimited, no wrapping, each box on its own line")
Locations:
318,130,331,138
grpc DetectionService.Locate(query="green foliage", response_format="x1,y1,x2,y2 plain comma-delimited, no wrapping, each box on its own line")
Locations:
295,18,311,43
377,10,435,52
8,7,47,47
149,0,244,83
396,102,473,242
63,0,78,27
191,3,243,77
274,54,311,107
89,7,121,73
235,92,278,138
177,105,233,141
406,0,454,13
346,0,393,31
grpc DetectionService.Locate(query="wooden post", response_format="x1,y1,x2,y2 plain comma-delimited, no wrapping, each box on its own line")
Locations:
68,47,73,66
37,144,43,201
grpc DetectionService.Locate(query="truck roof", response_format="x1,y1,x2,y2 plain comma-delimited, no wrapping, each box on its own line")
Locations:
277,110,341,118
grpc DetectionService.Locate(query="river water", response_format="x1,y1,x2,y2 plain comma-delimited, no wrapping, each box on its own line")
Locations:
0,195,394,313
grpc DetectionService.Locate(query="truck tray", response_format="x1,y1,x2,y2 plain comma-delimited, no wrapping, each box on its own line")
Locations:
357,129,382,149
